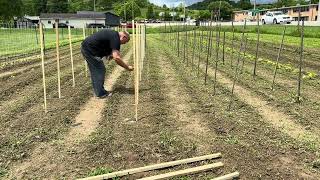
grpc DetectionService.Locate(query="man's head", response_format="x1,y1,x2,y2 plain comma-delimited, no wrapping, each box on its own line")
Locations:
119,31,130,44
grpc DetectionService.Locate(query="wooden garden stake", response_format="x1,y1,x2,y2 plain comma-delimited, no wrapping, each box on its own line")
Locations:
192,27,196,70
205,11,214,84
213,23,221,95
297,20,304,103
230,20,235,69
240,37,248,74
55,21,61,98
39,23,47,113
68,25,75,87
133,20,138,121
183,23,186,63
271,26,286,90
83,24,88,77
211,171,240,180
253,12,261,77
197,28,204,77
138,162,223,180
80,153,221,180
186,24,189,66
177,25,180,57
222,31,225,64
228,20,247,110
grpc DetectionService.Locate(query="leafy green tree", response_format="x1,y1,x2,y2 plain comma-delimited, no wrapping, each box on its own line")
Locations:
199,10,211,20
114,0,141,21
236,0,253,10
275,0,296,7
146,4,154,19
208,1,233,20
47,0,68,13
0,0,23,20
69,0,91,13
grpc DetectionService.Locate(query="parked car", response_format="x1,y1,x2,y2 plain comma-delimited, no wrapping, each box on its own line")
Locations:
261,11,292,24
87,23,105,28
126,23,136,28
53,23,74,28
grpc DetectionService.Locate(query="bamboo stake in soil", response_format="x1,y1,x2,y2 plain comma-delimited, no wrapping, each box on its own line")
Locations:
228,20,247,110
296,20,304,103
197,29,204,77
133,20,138,121
80,153,221,180
213,23,221,95
240,37,248,74
177,25,180,57
230,20,235,69
222,31,225,64
271,26,287,90
253,12,261,77
83,24,88,77
68,25,75,87
186,23,189,66
211,171,240,180
55,21,61,98
39,23,47,113
138,162,224,180
192,27,197,70
205,11,214,84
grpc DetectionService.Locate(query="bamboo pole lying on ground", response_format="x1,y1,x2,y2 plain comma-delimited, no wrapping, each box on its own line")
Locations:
39,23,47,113
55,21,61,98
211,171,240,180
79,153,221,180
68,25,75,87
138,162,224,180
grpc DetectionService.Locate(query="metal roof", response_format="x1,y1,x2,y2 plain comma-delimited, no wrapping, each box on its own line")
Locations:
40,13,106,19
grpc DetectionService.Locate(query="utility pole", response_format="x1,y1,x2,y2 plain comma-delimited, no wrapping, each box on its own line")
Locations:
318,0,320,21
184,0,186,22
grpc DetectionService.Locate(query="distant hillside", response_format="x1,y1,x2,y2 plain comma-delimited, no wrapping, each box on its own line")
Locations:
188,0,237,10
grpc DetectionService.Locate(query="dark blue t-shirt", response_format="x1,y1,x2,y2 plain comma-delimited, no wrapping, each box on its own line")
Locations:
82,29,120,58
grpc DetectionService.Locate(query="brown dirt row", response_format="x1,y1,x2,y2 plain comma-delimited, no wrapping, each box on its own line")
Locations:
0,45,130,178
7,49,133,179
157,36,320,179
0,44,79,73
175,33,320,131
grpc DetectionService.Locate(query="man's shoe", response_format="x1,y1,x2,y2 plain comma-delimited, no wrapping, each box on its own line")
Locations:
97,92,112,99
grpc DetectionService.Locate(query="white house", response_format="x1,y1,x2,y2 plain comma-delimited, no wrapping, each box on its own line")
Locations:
39,11,120,28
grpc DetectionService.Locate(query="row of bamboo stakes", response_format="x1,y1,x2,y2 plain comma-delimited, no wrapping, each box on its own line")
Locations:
39,22,125,112
132,21,146,121
80,153,239,180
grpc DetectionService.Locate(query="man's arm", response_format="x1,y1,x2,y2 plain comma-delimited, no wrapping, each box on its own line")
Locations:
112,50,133,71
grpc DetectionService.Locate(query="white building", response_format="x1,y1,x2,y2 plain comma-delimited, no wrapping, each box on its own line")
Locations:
40,11,120,28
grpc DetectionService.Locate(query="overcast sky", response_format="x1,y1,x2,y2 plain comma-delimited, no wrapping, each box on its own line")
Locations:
149,0,276,7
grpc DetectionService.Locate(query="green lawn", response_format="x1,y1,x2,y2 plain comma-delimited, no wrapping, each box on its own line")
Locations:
0,28,88,57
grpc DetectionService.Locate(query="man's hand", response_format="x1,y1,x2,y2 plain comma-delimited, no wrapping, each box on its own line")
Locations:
127,65,134,71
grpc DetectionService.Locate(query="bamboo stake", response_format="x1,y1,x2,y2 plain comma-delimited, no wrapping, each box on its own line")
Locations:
228,20,247,110
205,13,213,84
213,23,221,95
191,27,196,70
177,25,180,57
68,25,75,87
297,20,304,103
39,23,47,113
253,12,261,77
138,162,224,180
186,23,189,66
55,21,61,98
79,153,221,180
133,20,138,121
271,26,286,90
230,20,235,69
197,28,204,77
222,31,225,64
83,24,88,77
211,171,240,180
240,37,248,74
183,23,186,62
